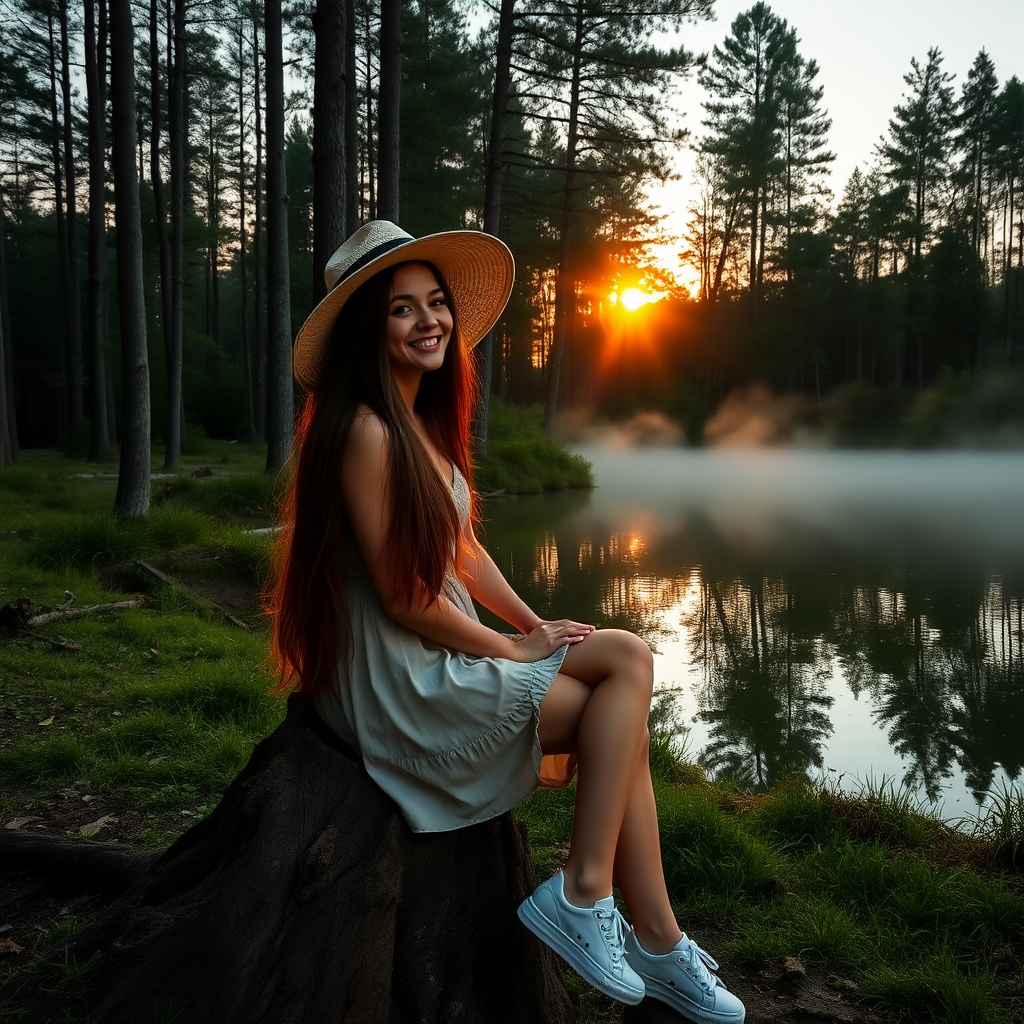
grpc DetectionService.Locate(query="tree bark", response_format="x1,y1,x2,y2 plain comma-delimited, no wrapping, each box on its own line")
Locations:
264,0,293,471
251,0,266,438
312,0,347,305
151,0,173,458
234,13,257,443
0,202,14,464
543,0,584,435
0,831,154,893
474,0,515,457
58,0,84,442
85,0,112,461
46,5,72,444
344,0,359,234
376,0,401,222
164,0,187,470
9,701,575,1024
0,277,9,466
110,0,151,520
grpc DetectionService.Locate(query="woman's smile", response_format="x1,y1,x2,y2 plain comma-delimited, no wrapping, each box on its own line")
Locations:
386,262,453,374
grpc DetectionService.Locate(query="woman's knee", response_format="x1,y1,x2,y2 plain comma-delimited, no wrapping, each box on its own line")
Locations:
559,627,654,694
603,629,654,686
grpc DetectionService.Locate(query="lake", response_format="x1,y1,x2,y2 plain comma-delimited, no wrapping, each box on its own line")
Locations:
480,447,1024,821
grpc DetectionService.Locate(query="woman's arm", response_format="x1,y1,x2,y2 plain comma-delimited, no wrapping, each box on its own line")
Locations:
342,411,586,662
457,505,596,644
457,522,540,633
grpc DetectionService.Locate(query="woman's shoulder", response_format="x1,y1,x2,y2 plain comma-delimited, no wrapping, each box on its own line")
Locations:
344,404,390,475
349,404,388,447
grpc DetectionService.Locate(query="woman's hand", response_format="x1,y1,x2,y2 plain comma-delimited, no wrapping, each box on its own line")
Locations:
508,619,595,663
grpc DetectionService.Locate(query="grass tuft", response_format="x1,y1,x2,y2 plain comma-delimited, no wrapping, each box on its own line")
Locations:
2,734,88,784
971,781,1024,869
656,784,782,906
30,504,219,571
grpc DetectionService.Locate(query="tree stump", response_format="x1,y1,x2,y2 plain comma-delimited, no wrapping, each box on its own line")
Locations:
7,700,574,1024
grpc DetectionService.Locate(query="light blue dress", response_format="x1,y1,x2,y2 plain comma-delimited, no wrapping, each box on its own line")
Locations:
314,467,568,832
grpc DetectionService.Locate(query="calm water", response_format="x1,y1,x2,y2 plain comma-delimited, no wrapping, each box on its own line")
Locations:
480,448,1024,819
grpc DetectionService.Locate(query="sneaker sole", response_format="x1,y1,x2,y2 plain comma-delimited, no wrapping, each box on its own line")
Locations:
642,976,746,1024
517,896,645,1005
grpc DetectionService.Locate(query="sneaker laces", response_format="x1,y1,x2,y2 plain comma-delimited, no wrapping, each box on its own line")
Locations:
594,907,629,970
677,933,721,992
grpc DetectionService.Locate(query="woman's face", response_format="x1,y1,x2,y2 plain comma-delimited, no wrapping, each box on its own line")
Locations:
385,262,453,377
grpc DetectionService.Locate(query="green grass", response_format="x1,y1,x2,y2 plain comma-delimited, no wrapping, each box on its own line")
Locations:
476,399,593,493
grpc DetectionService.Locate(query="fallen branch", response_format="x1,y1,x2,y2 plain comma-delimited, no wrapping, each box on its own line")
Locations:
136,560,251,630
29,598,145,627
0,596,145,646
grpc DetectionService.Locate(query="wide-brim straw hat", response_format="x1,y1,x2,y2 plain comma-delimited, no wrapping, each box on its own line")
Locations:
293,220,515,390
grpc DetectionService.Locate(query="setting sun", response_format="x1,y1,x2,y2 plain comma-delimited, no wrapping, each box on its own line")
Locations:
610,287,666,312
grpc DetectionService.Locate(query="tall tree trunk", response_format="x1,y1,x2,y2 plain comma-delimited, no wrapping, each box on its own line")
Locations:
110,0,151,519
264,0,292,472
85,0,111,460
46,7,72,445
376,0,400,222
235,13,256,443
312,0,347,306
344,0,358,234
543,1,584,435
58,0,84,441
474,0,515,457
0,296,9,466
0,187,19,461
1006,176,1016,364
151,0,173,423
0,201,11,464
251,0,266,437
164,0,186,470
363,6,375,220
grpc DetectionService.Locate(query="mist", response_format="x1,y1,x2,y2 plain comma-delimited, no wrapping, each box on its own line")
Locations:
573,446,1024,563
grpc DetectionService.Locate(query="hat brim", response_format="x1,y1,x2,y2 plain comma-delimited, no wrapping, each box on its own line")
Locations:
292,229,514,391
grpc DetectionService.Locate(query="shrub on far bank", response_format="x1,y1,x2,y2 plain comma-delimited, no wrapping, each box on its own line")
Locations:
476,399,592,494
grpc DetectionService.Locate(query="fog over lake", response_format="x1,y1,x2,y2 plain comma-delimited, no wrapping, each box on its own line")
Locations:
482,448,1024,819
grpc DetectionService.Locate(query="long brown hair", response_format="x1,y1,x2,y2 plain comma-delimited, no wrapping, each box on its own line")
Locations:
266,261,480,699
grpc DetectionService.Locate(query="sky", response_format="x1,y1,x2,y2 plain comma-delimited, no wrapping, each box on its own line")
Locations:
646,0,1024,279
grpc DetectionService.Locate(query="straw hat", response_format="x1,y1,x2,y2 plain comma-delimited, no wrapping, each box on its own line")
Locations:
292,220,515,390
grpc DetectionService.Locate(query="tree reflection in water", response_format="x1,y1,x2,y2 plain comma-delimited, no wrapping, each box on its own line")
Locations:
684,576,834,791
481,456,1024,808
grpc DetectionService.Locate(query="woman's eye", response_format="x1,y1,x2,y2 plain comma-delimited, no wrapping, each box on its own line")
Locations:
430,297,448,308
390,304,411,315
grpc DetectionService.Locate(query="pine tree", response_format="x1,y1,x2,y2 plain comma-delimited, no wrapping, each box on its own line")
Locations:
958,50,999,273
700,2,797,302
879,48,956,269
514,0,713,430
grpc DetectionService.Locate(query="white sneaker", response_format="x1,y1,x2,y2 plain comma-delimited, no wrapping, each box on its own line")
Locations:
624,930,745,1023
517,871,645,1005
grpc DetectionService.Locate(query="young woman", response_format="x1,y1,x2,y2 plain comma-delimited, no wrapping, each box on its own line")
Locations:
270,220,744,1024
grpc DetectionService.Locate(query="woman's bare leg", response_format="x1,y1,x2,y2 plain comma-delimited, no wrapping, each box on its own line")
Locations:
534,631,745,1020
537,630,666,915
613,731,682,954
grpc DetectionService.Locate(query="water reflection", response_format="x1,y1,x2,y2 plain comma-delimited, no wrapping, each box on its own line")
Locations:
480,449,1024,810
685,577,834,792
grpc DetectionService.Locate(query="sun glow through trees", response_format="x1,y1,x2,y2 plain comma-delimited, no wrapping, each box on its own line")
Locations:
610,286,666,311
